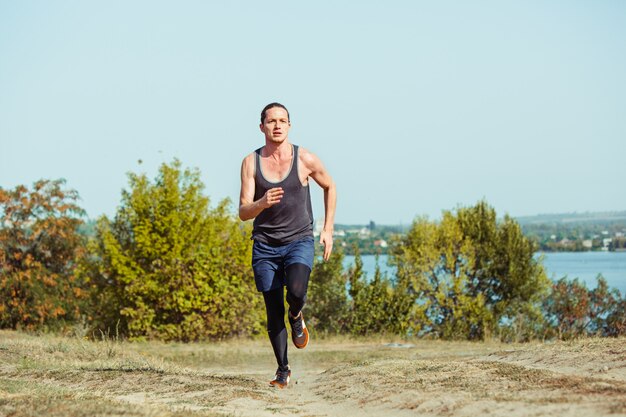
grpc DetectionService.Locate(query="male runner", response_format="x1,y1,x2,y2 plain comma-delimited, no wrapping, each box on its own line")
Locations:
239,102,336,388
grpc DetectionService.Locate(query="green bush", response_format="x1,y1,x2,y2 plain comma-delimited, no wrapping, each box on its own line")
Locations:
307,248,349,334
83,160,264,341
390,201,549,340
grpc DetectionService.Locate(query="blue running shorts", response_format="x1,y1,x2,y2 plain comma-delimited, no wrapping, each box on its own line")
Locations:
252,236,315,292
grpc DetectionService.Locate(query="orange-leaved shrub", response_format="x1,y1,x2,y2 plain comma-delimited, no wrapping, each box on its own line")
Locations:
0,180,87,331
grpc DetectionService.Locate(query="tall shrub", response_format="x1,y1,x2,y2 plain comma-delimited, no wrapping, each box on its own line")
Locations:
0,180,87,330
84,160,263,341
347,248,418,336
307,247,349,334
543,275,626,339
390,201,549,340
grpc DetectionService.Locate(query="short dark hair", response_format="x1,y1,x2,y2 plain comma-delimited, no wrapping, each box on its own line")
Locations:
261,102,290,123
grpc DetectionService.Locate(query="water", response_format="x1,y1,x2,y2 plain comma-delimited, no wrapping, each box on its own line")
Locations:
538,251,626,293
343,252,626,294
343,255,396,278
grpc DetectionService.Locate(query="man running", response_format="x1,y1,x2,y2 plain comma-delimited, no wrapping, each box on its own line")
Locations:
239,102,336,388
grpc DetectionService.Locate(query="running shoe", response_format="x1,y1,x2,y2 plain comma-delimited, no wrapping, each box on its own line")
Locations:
270,366,291,388
289,311,309,349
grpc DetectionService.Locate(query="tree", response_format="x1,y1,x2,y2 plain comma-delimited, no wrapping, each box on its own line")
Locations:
610,237,626,251
543,275,626,339
347,247,417,336
307,247,349,334
390,213,492,339
604,297,626,337
0,180,87,330
390,201,549,340
543,277,590,339
457,202,549,336
307,244,418,337
84,160,264,341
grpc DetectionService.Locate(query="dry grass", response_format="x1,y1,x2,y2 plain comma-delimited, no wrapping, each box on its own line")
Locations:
0,331,270,416
1,330,625,416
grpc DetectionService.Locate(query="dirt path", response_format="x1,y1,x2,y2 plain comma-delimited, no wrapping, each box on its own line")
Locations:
207,339,626,417
1,331,626,417
212,367,409,417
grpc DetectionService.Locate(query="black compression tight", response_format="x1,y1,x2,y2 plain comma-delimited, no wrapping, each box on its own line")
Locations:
262,263,311,369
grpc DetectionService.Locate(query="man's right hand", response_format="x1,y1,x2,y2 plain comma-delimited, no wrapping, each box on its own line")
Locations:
263,187,284,208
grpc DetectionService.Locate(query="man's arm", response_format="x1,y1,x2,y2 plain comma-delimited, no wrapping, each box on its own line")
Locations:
301,149,336,261
239,153,284,221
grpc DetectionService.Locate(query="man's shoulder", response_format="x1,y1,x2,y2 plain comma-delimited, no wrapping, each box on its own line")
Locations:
297,146,320,164
241,151,257,175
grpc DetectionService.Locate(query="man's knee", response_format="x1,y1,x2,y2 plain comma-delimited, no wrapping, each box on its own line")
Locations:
285,263,311,313
286,292,307,314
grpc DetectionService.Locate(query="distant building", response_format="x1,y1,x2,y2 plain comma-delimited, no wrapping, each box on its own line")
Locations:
582,240,593,249
374,239,388,248
358,227,371,239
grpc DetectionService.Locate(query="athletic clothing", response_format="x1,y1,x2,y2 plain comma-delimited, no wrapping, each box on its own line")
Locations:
249,143,315,371
252,145,313,245
263,264,310,369
252,236,314,292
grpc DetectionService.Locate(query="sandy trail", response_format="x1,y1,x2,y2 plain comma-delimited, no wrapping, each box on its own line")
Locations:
1,331,625,417
213,367,408,417
208,339,626,417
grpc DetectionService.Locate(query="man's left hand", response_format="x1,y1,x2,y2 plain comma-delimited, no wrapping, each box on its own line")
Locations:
320,230,333,261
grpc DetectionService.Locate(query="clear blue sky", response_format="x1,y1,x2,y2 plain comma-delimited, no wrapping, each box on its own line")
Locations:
1,1,625,225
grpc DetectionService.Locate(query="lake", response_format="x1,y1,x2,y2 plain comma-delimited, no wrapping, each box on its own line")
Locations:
343,252,626,294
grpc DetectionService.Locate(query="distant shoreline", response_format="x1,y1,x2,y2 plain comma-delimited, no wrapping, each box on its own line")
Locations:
343,252,626,294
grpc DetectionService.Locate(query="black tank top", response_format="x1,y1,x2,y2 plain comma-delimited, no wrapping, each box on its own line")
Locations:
252,145,314,245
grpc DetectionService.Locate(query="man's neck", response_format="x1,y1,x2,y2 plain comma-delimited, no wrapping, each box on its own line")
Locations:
263,139,292,158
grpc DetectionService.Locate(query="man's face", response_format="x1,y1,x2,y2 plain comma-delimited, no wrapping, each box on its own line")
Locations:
260,107,290,144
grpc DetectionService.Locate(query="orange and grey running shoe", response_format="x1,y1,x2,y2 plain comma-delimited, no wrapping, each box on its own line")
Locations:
289,311,309,349
270,366,291,389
